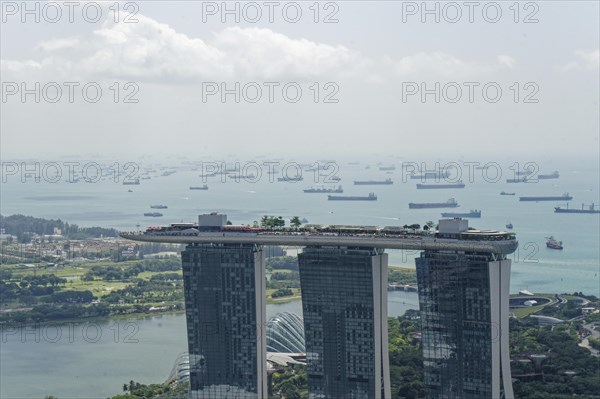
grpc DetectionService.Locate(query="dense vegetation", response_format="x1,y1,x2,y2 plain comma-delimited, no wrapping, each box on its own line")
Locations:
388,310,424,398
510,317,600,399
266,256,298,271
388,268,418,285
0,259,184,323
83,258,181,281
1,214,118,242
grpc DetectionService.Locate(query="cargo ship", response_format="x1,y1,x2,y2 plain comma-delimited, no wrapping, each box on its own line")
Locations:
519,193,572,202
328,192,377,201
506,177,528,183
538,171,559,180
515,170,534,176
409,171,450,180
277,176,303,182
554,203,600,214
500,191,516,196
441,209,481,218
354,178,393,185
417,181,465,189
150,205,168,209
409,198,458,209
190,185,208,190
303,186,343,193
379,165,396,171
228,174,256,179
143,212,163,217
123,178,140,185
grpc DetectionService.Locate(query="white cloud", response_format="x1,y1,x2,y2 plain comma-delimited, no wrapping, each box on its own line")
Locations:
1,13,518,84
560,49,600,72
385,52,516,78
497,55,516,69
1,15,366,82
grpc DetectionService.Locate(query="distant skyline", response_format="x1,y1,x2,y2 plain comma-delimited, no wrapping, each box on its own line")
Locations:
1,1,598,159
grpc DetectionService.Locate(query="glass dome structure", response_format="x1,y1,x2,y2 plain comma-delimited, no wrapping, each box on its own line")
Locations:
266,312,305,353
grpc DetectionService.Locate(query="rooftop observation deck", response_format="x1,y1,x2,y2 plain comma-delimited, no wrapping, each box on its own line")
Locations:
119,228,518,256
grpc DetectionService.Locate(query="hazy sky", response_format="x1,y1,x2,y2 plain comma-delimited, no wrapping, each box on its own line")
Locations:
1,1,598,160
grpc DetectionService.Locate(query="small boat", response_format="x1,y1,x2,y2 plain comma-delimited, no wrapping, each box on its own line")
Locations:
546,236,563,250
500,191,516,196
505,223,513,229
127,189,133,193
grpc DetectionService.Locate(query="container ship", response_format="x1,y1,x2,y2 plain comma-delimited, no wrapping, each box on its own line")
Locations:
408,198,458,209
150,205,168,209
441,209,481,218
328,193,377,201
278,176,303,182
304,186,343,193
354,178,393,185
409,171,450,180
417,181,465,189
515,170,534,176
538,171,559,179
519,193,572,202
228,174,256,179
554,203,600,214
190,185,208,190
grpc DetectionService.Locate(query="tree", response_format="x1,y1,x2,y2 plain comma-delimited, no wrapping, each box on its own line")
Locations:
290,216,302,228
276,216,285,228
426,220,435,229
260,215,271,228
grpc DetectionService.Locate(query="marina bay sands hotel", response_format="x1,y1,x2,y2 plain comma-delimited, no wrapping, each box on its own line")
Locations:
121,213,517,399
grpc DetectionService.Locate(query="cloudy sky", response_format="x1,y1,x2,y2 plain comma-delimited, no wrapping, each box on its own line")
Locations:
1,1,598,160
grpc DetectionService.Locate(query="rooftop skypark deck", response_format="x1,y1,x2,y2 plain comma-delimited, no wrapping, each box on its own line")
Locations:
120,215,518,256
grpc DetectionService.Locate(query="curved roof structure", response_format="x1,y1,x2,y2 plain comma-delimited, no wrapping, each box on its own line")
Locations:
266,312,305,353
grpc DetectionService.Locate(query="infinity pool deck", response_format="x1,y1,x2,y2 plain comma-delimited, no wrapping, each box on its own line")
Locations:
120,232,518,256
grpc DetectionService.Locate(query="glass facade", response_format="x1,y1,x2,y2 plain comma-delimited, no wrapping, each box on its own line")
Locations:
298,247,390,399
182,244,266,399
266,312,305,353
416,251,511,399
